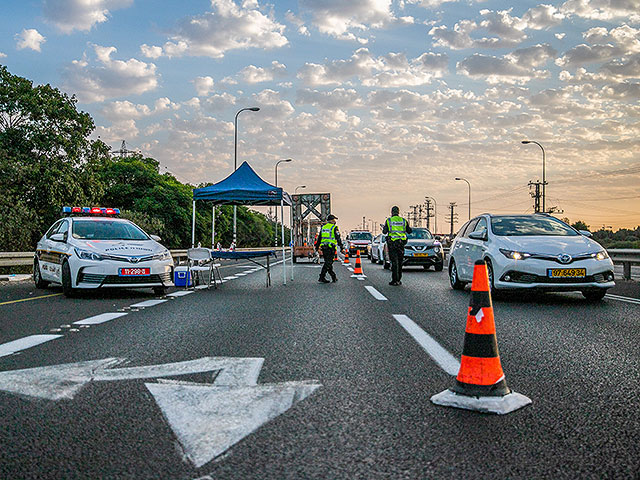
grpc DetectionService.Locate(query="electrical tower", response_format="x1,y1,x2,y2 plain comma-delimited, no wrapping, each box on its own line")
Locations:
529,180,543,213
424,198,434,230
445,202,458,237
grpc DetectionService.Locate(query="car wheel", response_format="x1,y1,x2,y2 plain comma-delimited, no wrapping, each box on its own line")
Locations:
153,286,168,296
61,260,76,297
485,259,497,295
582,289,607,301
293,256,297,263
423,265,430,270
434,262,444,272
383,260,390,269
33,259,49,289
370,255,376,263
449,259,465,290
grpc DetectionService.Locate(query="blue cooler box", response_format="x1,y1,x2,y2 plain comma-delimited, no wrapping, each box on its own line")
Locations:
174,266,192,287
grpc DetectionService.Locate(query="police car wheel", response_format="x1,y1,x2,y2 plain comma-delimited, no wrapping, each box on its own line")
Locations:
33,260,49,289
449,259,465,290
61,260,76,297
153,287,167,296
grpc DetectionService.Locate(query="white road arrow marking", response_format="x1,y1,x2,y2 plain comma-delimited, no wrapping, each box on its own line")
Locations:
0,356,321,466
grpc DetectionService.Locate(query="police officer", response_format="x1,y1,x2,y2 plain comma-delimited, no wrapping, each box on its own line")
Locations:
314,214,345,283
383,206,412,286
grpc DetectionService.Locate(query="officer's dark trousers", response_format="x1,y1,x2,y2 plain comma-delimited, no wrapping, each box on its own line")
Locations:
320,246,337,280
388,240,405,283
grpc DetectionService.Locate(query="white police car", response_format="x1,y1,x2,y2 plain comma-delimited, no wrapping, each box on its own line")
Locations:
34,207,173,296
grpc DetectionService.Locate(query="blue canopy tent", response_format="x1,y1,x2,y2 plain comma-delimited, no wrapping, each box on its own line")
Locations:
191,162,293,284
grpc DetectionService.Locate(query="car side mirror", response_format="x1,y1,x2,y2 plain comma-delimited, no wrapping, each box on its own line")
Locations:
578,230,592,238
468,231,487,241
50,233,66,242
150,234,161,242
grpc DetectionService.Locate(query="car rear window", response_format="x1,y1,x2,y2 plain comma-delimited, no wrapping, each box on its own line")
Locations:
491,216,578,236
72,220,150,240
350,232,372,240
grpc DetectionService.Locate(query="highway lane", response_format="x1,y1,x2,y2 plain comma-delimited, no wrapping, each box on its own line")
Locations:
0,255,638,479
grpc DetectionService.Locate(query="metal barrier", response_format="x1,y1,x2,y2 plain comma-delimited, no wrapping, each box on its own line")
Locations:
1,248,291,268
607,249,640,280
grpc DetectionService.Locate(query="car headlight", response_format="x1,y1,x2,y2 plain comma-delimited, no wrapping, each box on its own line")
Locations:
593,250,609,261
434,246,441,253
499,248,532,260
152,250,171,261
74,248,103,261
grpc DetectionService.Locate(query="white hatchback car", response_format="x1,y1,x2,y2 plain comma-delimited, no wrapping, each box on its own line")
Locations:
448,214,615,300
34,207,174,296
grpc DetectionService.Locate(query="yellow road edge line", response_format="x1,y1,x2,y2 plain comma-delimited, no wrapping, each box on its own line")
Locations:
0,293,63,306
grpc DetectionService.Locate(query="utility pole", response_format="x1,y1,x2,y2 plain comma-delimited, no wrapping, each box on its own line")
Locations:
446,202,458,237
529,180,543,213
424,198,433,230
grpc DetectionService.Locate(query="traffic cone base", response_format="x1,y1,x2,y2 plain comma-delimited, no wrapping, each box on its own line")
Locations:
430,389,532,415
430,259,531,414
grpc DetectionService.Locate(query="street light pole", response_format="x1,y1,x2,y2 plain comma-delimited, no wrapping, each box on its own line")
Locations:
455,177,471,220
233,107,260,246
274,159,292,247
426,196,437,235
522,140,546,213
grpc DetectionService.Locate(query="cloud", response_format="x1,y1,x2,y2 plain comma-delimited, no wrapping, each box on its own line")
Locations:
193,76,215,96
560,0,640,23
298,0,411,42
506,44,558,68
556,44,624,67
457,53,549,84
0,52,6,58
62,45,158,103
42,0,133,34
239,61,287,83
297,48,447,87
15,29,46,52
148,0,287,59
140,44,163,59
100,97,179,121
521,4,566,29
295,88,363,110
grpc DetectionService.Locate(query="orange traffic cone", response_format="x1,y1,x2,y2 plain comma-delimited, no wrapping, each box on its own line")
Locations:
351,250,366,278
334,249,339,261
343,251,350,265
430,259,531,414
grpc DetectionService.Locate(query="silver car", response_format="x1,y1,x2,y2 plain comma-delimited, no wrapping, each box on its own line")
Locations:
448,214,615,300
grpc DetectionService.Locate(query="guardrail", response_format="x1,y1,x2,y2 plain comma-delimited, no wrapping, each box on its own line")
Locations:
1,247,292,268
607,249,640,280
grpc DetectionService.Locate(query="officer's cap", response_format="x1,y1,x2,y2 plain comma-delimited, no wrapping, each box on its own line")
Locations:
391,206,400,214
327,214,338,220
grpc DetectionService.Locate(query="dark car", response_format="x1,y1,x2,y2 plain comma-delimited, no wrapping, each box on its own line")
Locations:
383,227,444,271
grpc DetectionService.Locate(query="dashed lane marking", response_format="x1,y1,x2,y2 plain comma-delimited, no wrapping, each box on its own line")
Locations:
130,299,168,308
0,334,64,358
0,293,63,307
605,294,640,305
393,314,460,376
365,286,387,301
74,312,128,325
166,291,194,297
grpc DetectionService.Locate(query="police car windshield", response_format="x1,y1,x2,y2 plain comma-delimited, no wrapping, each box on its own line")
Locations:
408,228,433,240
350,232,372,240
491,216,578,236
72,220,149,240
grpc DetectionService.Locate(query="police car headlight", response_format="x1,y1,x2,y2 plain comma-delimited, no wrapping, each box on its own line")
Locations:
500,249,532,260
152,250,171,261
593,250,609,261
74,248,104,261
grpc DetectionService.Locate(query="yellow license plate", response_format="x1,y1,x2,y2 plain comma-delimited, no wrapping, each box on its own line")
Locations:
414,253,429,257
548,268,586,278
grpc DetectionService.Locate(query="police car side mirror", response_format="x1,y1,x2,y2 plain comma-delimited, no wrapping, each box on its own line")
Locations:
50,233,66,243
578,230,592,238
150,234,162,242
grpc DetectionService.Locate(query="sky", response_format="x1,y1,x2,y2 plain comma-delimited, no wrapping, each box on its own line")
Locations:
1,0,639,234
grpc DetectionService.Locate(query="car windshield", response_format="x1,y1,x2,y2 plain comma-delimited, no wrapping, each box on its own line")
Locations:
408,228,433,240
491,216,578,236
72,220,149,240
350,232,372,241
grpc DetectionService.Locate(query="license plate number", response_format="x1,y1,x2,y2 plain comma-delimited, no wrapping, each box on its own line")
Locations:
119,268,150,276
548,268,586,278
414,253,429,257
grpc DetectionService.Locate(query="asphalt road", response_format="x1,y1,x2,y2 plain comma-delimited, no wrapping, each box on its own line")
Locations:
0,254,639,479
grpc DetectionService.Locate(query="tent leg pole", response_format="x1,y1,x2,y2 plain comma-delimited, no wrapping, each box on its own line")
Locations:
212,205,215,249
281,199,286,285
192,200,196,248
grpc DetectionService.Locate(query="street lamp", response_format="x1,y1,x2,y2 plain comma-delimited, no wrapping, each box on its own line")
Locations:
274,159,292,246
233,107,260,245
522,140,546,213
455,177,471,220
426,196,438,235
295,185,306,194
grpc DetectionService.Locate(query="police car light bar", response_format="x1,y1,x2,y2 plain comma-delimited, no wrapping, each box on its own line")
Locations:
62,206,120,216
